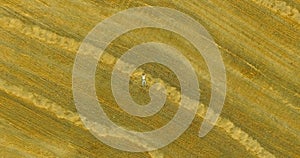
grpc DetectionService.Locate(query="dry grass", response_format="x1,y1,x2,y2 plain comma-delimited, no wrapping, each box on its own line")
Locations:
0,0,299,157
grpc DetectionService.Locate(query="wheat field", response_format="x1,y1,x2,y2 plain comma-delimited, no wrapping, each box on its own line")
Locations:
0,0,299,157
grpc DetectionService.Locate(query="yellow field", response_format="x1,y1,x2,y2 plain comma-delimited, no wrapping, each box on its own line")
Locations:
0,0,299,157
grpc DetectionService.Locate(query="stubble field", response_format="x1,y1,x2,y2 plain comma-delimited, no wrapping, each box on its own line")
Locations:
0,0,299,157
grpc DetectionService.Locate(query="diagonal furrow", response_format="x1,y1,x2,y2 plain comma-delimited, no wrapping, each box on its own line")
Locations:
0,15,281,157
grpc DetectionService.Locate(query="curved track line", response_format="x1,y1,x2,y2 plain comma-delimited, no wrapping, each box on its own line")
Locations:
0,16,277,157
96,54,276,157
106,56,276,158
133,71,275,158
0,60,274,158
148,150,164,158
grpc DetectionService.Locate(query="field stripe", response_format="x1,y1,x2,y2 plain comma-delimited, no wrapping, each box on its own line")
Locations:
133,73,275,158
0,49,275,157
0,61,275,158
0,79,83,127
0,118,71,157
251,0,300,24
0,78,160,156
101,54,276,158
0,17,80,52
0,16,277,157
2,15,291,86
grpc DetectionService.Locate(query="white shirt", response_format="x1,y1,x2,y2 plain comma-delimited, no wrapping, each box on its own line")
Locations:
142,75,146,80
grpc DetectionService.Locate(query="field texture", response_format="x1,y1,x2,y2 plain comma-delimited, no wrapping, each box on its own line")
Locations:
0,0,299,157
